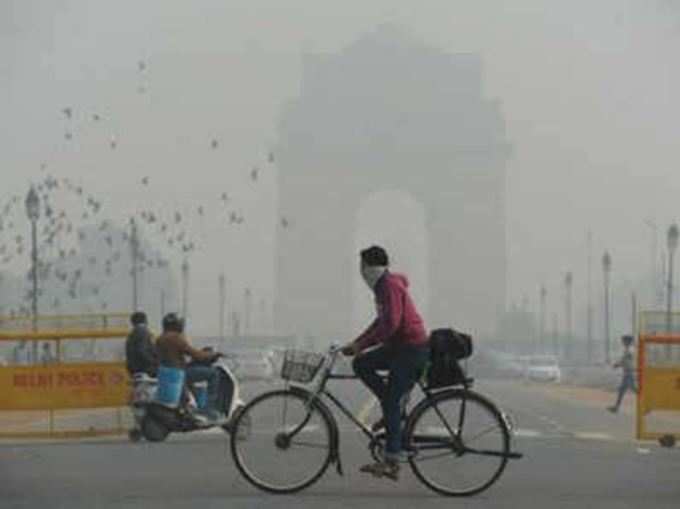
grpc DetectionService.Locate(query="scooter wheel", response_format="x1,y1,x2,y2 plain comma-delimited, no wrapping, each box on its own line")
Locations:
128,428,143,443
141,417,170,443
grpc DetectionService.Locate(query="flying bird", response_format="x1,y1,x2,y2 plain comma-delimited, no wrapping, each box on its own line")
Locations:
211,139,219,149
141,176,149,186
62,107,72,119
250,167,259,181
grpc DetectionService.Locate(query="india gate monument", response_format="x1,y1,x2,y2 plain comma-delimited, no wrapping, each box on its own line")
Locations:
275,26,511,341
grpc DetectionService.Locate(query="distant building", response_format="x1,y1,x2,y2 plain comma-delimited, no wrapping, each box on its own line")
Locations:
275,26,511,339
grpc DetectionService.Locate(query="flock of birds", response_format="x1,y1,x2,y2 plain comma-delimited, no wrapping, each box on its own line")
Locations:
0,59,291,318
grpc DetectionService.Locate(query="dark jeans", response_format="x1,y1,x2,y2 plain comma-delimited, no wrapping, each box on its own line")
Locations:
186,365,219,412
352,344,429,457
613,374,637,411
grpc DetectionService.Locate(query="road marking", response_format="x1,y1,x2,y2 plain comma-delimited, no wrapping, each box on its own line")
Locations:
423,426,541,438
514,429,544,438
572,432,615,441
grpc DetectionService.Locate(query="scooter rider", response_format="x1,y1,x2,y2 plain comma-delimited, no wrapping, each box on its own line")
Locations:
125,311,158,377
155,313,222,421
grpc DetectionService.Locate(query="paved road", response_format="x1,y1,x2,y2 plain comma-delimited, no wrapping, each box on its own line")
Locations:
2,378,679,509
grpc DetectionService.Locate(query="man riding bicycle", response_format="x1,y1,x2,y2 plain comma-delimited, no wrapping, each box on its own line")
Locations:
342,245,429,480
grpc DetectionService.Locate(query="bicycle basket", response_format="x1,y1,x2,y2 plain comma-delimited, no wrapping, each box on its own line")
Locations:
280,349,325,383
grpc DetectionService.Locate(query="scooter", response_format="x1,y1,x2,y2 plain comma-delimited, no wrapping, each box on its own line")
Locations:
128,353,249,442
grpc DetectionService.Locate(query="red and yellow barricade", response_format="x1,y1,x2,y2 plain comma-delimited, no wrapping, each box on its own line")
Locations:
0,314,131,439
636,311,680,440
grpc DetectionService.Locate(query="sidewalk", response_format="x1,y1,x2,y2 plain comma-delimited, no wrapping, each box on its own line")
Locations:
0,408,130,440
542,383,635,415
524,380,680,444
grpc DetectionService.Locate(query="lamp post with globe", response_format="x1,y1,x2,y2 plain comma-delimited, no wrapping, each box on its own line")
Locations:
25,186,40,362
602,251,612,364
666,224,679,358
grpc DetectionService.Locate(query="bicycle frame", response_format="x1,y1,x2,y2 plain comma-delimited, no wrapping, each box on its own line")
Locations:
284,346,465,444
283,345,521,462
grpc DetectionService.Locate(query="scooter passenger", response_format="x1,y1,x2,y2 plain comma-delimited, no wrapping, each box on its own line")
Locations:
155,313,222,421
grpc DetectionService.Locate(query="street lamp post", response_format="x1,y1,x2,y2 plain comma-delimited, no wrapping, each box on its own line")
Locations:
539,285,547,354
25,187,40,363
587,231,594,364
160,289,166,320
602,251,612,364
244,287,252,336
0,272,5,318
181,258,190,320
666,224,679,358
565,271,573,361
129,218,140,311
644,219,659,307
218,274,226,341
552,312,559,356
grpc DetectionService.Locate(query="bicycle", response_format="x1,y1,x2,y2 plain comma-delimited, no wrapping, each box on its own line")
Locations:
230,345,523,496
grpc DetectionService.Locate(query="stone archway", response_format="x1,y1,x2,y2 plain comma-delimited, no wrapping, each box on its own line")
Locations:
274,26,511,341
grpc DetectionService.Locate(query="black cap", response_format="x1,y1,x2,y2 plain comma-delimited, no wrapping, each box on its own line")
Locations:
162,312,185,333
130,311,147,326
360,245,389,267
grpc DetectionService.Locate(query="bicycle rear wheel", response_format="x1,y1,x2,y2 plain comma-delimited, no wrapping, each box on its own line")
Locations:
406,389,510,496
230,389,334,494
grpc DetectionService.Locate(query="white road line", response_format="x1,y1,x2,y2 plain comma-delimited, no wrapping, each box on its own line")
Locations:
572,432,615,441
514,429,544,438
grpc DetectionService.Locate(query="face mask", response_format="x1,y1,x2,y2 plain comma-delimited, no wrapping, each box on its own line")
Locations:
361,265,387,289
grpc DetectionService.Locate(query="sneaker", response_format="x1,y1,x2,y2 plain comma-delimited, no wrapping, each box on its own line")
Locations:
607,406,618,414
359,461,400,481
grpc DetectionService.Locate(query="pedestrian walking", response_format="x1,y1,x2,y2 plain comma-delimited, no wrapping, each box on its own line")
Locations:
607,335,637,413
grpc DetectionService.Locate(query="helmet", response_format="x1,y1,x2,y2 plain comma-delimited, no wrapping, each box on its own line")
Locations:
162,312,185,333
621,335,634,346
130,311,148,326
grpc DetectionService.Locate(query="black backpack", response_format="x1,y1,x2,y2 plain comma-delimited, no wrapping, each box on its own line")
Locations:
426,328,473,389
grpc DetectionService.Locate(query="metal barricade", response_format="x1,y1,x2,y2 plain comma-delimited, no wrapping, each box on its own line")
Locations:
636,311,680,441
0,314,131,440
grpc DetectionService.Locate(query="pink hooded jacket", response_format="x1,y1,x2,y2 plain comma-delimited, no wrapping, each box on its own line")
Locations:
355,271,428,351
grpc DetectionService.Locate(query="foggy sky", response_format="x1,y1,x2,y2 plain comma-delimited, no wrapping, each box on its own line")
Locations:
2,1,680,337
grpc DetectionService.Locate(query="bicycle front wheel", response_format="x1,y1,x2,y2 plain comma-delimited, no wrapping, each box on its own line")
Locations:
406,389,510,496
230,389,334,494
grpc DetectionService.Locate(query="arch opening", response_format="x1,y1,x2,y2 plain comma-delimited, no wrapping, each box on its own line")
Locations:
352,190,429,334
